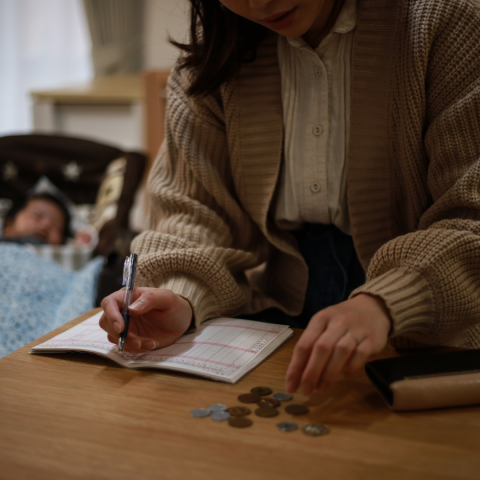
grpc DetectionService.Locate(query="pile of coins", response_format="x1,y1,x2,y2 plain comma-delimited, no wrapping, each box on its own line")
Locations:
190,386,329,436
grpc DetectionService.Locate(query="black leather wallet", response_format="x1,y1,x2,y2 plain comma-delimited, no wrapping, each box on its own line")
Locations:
365,349,480,411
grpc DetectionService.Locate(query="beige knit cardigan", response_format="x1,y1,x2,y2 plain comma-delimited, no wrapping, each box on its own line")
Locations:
132,0,480,349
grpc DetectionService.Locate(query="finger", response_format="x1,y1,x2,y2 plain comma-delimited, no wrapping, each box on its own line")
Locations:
108,329,157,353
298,323,349,395
285,314,329,393
316,333,357,390
100,288,126,309
99,312,120,337
129,288,177,314
342,339,372,377
122,333,159,353
101,294,125,334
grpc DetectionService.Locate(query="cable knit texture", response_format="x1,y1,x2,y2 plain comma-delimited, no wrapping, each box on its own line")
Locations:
132,0,480,349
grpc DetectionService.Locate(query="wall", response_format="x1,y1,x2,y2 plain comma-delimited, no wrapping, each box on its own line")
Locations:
143,0,189,70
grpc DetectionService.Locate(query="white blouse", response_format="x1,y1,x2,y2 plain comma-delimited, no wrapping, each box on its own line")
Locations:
275,0,356,234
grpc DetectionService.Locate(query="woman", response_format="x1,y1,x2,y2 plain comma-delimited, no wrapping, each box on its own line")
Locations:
100,0,480,395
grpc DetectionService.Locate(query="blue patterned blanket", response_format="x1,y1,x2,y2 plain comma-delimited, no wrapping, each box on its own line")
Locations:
0,244,103,358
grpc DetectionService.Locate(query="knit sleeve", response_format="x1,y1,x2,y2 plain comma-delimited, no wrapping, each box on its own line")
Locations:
131,67,268,326
351,0,480,348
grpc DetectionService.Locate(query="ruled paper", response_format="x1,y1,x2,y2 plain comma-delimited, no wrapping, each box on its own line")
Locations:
33,312,292,381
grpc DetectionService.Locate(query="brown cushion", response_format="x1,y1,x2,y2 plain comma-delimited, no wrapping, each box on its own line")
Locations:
0,134,123,204
0,133,147,255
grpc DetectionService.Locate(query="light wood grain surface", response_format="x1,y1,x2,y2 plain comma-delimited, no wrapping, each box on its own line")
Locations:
30,76,142,104
1,309,480,480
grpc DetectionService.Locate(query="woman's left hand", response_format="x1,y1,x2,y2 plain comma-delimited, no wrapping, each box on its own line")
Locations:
285,293,391,395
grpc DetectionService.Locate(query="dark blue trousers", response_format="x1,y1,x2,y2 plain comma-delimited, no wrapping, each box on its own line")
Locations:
242,223,365,329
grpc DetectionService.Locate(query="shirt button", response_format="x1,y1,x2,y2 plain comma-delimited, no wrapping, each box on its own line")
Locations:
315,66,322,77
310,182,321,193
312,125,323,136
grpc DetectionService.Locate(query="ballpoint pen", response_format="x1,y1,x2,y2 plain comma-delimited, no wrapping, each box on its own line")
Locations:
118,253,138,354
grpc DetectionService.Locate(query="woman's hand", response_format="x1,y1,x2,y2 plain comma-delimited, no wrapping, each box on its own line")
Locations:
285,294,391,395
99,287,193,354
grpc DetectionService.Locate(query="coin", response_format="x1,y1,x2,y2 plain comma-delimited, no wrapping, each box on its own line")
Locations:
238,393,261,403
226,406,251,417
272,392,293,402
254,407,279,418
208,403,228,413
257,397,280,408
302,423,330,436
190,408,210,418
250,386,273,396
276,421,298,432
285,404,310,415
211,411,231,421
228,416,253,428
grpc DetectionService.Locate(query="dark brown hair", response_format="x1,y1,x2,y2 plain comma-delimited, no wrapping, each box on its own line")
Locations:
171,1,269,97
4,194,72,243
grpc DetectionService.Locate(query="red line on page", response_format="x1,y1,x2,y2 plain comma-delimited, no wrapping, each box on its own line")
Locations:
143,353,240,369
203,323,278,333
48,339,112,345
175,341,255,354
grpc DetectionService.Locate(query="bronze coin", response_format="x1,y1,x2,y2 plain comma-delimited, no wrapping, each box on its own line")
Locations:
228,416,253,428
238,393,261,403
285,404,309,415
250,386,273,396
254,407,279,418
227,406,251,417
257,397,281,408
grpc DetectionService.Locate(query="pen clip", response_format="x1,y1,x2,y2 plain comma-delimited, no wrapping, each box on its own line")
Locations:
122,254,138,290
122,256,130,287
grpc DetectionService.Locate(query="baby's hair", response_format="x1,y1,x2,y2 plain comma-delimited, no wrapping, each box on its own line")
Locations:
171,0,269,97
3,193,72,244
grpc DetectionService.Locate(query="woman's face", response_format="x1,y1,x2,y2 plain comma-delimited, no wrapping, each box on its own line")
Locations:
219,0,334,40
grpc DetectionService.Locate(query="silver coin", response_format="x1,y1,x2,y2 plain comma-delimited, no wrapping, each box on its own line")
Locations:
301,423,330,436
211,411,231,421
208,403,228,413
190,408,211,418
276,421,298,433
272,392,293,402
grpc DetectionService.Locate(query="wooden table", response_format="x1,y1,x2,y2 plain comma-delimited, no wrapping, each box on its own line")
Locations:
1,309,479,480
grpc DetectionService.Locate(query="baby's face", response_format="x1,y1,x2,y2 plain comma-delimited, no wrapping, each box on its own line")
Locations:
4,198,65,245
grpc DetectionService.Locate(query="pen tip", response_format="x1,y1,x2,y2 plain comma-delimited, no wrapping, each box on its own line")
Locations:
118,338,124,354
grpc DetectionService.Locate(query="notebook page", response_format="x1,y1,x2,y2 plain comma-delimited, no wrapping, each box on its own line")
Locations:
31,312,133,366
132,318,291,380
31,312,292,381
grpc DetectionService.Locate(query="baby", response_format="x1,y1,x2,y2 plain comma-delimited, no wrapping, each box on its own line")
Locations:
2,194,71,245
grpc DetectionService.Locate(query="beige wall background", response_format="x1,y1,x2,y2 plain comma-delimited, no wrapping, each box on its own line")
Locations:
144,0,189,69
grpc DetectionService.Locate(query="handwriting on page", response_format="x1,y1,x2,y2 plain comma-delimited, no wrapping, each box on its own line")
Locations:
135,319,286,377
38,314,288,378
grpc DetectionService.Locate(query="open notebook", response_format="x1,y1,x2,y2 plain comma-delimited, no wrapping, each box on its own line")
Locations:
30,312,294,383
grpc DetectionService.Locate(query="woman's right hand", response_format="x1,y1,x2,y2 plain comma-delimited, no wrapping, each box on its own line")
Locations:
99,287,193,354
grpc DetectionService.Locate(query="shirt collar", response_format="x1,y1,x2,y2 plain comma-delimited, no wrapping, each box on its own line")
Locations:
286,0,357,49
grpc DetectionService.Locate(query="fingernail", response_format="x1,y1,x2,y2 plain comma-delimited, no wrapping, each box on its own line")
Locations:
113,322,121,333
130,301,143,310
135,340,141,349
